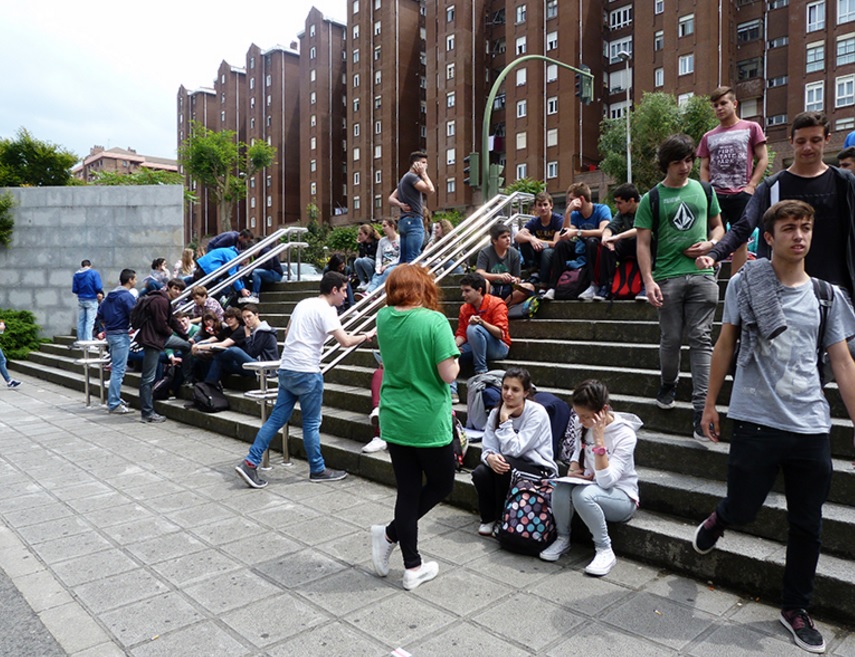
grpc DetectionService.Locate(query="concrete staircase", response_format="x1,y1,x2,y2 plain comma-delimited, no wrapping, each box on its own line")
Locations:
11,275,855,626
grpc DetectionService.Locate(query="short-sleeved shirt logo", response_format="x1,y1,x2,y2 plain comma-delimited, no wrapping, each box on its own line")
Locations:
672,203,696,231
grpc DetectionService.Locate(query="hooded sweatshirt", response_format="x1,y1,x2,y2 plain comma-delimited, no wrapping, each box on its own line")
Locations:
96,286,136,334
570,411,641,504
243,320,279,361
72,267,103,300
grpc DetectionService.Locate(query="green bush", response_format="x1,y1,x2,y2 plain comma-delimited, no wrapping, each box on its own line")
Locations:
0,308,44,359
0,192,15,247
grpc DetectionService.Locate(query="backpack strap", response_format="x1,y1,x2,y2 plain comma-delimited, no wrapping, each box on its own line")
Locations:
648,185,660,271
811,277,834,384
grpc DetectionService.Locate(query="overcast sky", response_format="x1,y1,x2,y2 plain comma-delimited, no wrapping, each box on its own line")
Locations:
0,0,346,164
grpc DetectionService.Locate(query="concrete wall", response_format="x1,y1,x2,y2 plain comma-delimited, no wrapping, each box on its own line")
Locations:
0,185,185,339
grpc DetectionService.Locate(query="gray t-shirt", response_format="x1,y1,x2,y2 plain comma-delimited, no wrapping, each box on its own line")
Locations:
397,171,423,217
724,273,855,433
476,245,521,278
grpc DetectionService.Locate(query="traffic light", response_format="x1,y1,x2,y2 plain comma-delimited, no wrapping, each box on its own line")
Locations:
488,163,505,193
580,64,593,105
574,72,582,98
463,152,480,188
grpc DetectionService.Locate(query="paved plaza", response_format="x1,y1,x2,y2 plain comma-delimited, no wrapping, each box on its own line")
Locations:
2,373,855,656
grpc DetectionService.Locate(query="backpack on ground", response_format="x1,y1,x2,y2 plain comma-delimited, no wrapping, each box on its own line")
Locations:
507,294,541,319
152,365,177,401
189,381,230,413
129,295,156,331
610,259,643,300
554,268,590,300
451,412,469,471
496,469,557,556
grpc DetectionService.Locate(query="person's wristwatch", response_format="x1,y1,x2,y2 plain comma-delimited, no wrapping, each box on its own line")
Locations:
592,445,607,456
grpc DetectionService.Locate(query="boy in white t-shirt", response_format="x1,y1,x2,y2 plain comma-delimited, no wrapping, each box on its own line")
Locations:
235,272,376,488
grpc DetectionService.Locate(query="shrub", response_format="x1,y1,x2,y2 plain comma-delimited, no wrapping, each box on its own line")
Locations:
0,309,44,359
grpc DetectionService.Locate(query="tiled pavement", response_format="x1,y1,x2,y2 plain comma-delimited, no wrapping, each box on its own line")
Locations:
2,374,855,657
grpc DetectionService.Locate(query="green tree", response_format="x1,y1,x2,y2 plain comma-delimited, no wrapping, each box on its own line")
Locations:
504,177,546,195
327,226,359,258
91,169,184,186
433,209,464,226
178,121,276,231
0,192,16,247
598,92,717,194
0,128,77,187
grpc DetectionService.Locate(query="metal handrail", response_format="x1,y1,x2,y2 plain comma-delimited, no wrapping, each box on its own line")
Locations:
318,192,535,374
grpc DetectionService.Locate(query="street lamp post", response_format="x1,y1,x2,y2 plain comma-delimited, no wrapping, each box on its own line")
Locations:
617,51,632,184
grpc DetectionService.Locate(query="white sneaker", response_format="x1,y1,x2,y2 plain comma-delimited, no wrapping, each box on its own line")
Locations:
478,521,496,536
539,535,571,561
362,436,387,453
357,281,370,292
402,561,439,591
542,288,556,301
370,525,396,577
585,547,617,576
578,284,597,301
239,295,260,304
635,288,648,302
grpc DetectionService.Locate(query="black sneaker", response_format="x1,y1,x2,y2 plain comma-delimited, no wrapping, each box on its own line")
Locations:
656,382,677,409
309,468,347,482
141,412,166,423
693,511,726,554
780,609,826,653
592,285,610,301
235,461,268,488
7,379,22,389
692,410,710,442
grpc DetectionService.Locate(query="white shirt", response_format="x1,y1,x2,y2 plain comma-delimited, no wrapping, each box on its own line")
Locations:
280,297,342,373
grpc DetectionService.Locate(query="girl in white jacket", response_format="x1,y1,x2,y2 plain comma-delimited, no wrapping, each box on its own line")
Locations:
472,367,558,537
539,379,641,576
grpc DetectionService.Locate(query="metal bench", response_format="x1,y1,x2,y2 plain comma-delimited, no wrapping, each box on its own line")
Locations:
70,340,109,407
243,359,291,469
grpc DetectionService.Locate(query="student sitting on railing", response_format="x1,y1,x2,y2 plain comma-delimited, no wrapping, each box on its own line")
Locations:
191,246,252,303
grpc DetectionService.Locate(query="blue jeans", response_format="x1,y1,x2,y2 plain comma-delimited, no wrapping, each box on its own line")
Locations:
398,214,425,264
106,332,130,410
139,346,161,417
0,347,9,383
251,268,283,296
367,265,396,293
519,243,555,284
205,346,254,384
716,421,832,610
354,257,375,284
246,370,326,474
552,482,636,550
77,298,98,341
459,325,509,374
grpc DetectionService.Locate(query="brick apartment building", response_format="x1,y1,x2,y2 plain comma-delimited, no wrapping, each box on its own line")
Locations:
178,0,855,236
72,146,177,182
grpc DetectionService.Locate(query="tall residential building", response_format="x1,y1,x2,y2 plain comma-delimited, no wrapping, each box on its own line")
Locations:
177,85,217,242
347,0,426,223
299,9,348,225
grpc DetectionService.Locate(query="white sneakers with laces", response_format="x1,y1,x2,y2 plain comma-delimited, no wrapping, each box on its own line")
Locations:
585,547,617,576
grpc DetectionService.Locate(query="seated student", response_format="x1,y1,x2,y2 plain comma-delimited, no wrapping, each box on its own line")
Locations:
455,272,510,374
203,304,279,386
471,367,558,537
190,286,225,324
426,219,465,273
324,254,356,313
365,219,401,294
595,183,643,301
514,191,564,289
242,244,283,304
190,307,247,381
476,223,536,307
174,248,197,279
158,312,199,396
838,146,855,172
141,258,170,295
354,224,382,291
539,380,640,578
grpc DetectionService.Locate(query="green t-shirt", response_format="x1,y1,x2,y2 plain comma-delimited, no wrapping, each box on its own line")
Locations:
376,306,460,448
634,179,720,281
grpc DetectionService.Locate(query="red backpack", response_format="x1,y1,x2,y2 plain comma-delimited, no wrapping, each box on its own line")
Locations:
610,259,643,300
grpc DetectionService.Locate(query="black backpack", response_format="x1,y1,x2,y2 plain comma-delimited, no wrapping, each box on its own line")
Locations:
152,365,177,401
129,295,156,332
189,381,230,413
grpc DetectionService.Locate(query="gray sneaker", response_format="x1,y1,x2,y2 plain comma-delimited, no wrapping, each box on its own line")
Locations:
141,412,166,423
309,468,347,482
235,461,268,489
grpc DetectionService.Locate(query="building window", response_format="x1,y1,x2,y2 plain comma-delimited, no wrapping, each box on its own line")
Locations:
447,63,455,80
838,35,855,64
516,4,526,23
353,0,359,11
352,24,360,40
610,6,632,29
516,132,527,150
375,120,382,134
353,172,360,186
655,67,664,87
446,178,456,194
837,74,855,106
375,170,382,184
737,19,762,43
310,91,316,105
546,32,559,52
841,0,855,23
516,68,527,86
353,196,360,210
768,36,789,48
374,145,381,159
768,75,789,87
220,110,225,122
446,91,456,108
806,43,825,72
251,197,256,209
353,49,360,63
447,34,455,51
447,148,456,165
250,77,255,90
374,46,381,61
266,195,272,208
310,136,317,150
353,123,360,137
737,58,762,80
353,147,361,161
309,24,316,37
655,0,664,13
609,38,632,63
516,163,527,179
546,0,558,18
837,117,855,130
310,159,317,172
654,31,664,50
547,96,558,114
375,0,380,8
679,54,694,75
769,0,788,7
547,128,558,147
353,73,360,87
374,21,381,35
516,99,527,117
310,46,316,59
447,5,455,22
375,195,383,209
250,117,255,129
805,81,824,110
807,1,825,31
547,161,558,179
678,14,695,37
420,101,427,114
446,120,456,136
374,95,382,109
546,64,558,82
677,92,694,107
353,98,360,112
516,36,527,55
609,102,628,119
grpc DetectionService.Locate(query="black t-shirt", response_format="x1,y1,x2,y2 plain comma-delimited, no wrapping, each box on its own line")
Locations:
778,169,847,290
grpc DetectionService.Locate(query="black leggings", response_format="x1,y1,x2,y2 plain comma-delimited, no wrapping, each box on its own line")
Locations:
385,441,456,569
471,455,547,524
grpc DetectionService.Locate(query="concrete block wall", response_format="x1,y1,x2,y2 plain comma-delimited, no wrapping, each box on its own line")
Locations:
0,185,185,339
